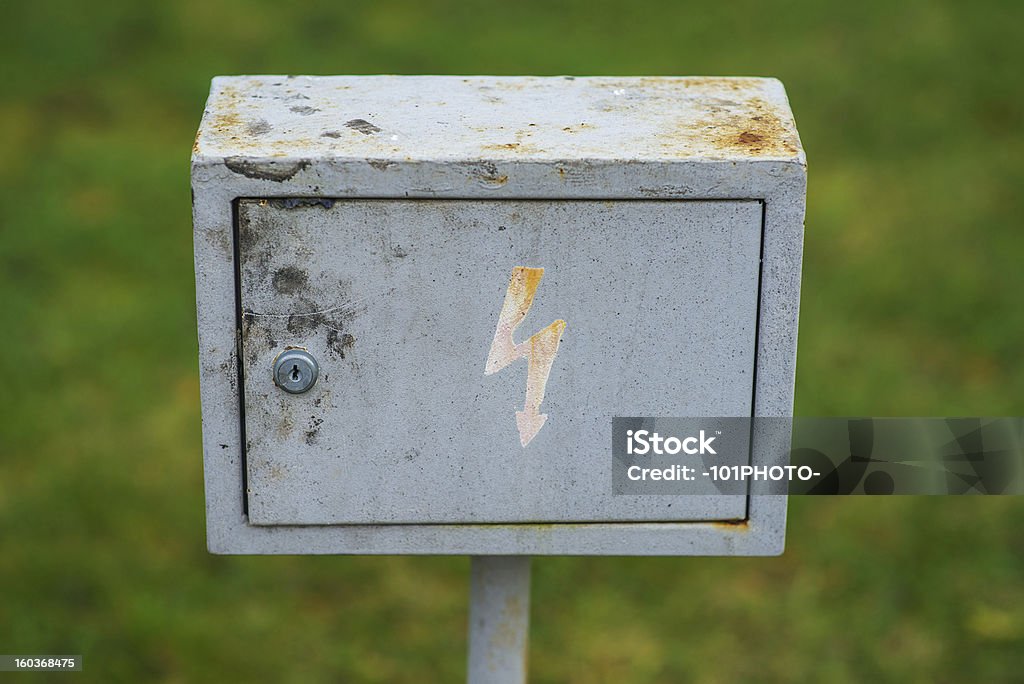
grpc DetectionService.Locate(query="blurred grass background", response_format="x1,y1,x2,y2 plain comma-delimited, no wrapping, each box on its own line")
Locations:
1,0,1022,681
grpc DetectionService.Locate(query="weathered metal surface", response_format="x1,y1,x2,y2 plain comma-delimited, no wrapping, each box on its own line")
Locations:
193,76,803,164
191,75,806,555
467,556,531,684
239,199,759,526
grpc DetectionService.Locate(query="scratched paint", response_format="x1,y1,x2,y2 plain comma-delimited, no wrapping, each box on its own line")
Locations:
485,267,567,447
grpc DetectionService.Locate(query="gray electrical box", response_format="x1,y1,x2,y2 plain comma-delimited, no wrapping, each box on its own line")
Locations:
191,75,806,555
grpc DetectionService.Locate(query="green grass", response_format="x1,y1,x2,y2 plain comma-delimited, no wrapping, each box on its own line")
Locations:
1,0,1023,681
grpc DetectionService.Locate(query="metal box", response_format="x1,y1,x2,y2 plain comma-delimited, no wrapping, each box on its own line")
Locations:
191,75,806,555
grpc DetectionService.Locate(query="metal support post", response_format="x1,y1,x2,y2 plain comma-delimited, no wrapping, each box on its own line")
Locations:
467,556,531,683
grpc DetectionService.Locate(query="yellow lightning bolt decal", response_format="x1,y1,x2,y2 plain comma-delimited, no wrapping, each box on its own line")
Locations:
485,267,567,447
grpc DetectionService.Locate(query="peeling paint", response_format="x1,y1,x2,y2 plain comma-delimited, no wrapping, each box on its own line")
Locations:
326,329,355,358
344,118,382,135
224,157,310,182
467,161,509,187
269,198,335,210
246,119,273,136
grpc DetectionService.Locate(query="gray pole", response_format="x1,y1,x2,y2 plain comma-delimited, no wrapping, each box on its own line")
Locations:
467,556,531,684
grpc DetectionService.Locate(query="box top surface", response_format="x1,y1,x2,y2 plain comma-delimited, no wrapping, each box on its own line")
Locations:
193,75,804,166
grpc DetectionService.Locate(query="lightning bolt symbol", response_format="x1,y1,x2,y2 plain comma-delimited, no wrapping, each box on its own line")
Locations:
485,267,567,447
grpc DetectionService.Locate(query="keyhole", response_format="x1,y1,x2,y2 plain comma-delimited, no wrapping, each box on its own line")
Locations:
273,350,318,394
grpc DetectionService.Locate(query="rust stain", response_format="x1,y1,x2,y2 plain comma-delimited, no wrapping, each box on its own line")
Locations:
737,131,765,146
479,126,544,155
602,76,767,92
704,96,799,156
482,79,528,92
207,84,243,135
469,162,509,186
201,81,327,155
711,519,750,532
679,96,799,158
476,144,542,155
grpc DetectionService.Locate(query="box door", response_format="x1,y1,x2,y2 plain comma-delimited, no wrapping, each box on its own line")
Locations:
237,199,761,525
